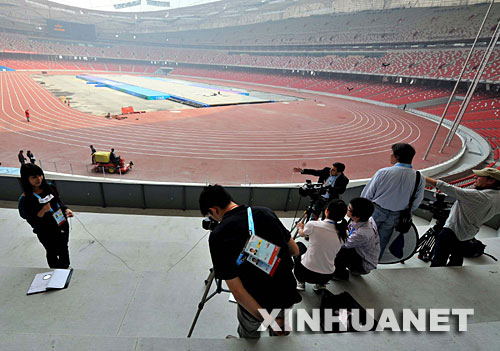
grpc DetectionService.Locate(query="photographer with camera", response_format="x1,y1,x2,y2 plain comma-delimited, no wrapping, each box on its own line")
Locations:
425,168,500,267
294,162,349,201
199,185,301,338
294,163,349,221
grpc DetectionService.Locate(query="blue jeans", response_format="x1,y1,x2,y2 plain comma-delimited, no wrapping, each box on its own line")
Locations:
372,204,400,260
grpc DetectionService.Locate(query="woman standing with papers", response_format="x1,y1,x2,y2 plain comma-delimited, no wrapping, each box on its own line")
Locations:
18,164,73,269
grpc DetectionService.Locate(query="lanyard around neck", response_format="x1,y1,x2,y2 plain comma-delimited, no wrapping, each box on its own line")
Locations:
247,207,255,236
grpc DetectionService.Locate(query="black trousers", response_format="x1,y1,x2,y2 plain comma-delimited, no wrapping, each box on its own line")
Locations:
36,227,70,269
430,228,466,267
293,242,333,284
333,248,365,279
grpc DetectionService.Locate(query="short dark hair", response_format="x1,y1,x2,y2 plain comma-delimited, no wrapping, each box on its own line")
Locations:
349,197,375,222
332,162,345,173
392,143,416,164
199,184,233,216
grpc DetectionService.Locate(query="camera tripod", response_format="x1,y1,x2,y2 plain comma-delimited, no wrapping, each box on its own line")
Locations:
290,197,324,239
416,219,445,262
416,193,453,262
187,267,231,338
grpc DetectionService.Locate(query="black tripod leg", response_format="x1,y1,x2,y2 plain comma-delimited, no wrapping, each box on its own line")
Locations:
187,269,216,338
292,212,308,240
290,212,307,233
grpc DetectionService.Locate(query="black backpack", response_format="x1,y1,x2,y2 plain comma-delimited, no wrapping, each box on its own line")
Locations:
462,238,498,261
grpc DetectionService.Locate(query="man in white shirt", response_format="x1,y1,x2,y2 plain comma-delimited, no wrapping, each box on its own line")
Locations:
425,167,500,267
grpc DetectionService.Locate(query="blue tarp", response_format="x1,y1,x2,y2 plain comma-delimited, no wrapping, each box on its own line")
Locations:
0,65,15,71
145,76,250,96
77,75,171,100
0,167,20,175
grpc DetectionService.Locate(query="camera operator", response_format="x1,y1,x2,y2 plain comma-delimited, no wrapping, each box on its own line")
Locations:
425,168,500,267
294,163,349,201
294,163,349,219
199,185,301,338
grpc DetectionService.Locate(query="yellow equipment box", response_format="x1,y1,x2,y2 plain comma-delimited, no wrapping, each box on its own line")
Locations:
94,151,111,163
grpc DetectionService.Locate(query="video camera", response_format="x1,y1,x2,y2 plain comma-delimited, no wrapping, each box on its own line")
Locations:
418,192,453,223
298,180,327,200
202,217,218,231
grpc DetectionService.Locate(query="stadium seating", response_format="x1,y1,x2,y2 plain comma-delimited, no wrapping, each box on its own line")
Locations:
4,30,500,83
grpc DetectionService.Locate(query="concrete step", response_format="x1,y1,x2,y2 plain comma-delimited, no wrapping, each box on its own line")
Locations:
1,317,499,351
1,263,499,340
2,206,500,350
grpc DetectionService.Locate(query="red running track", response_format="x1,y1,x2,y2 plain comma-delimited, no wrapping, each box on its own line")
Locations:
0,71,461,184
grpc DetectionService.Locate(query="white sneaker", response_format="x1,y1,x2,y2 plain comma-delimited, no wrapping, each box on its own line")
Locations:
296,282,305,291
313,283,326,292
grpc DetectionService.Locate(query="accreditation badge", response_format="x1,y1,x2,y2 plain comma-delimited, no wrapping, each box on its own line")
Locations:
52,209,67,226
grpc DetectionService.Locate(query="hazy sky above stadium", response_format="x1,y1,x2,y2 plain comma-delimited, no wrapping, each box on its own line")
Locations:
50,0,220,12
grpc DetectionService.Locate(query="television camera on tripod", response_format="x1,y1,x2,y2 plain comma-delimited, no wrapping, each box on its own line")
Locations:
416,192,453,262
290,180,329,239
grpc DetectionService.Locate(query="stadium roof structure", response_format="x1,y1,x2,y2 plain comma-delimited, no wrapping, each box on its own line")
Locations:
50,0,220,13
0,0,494,42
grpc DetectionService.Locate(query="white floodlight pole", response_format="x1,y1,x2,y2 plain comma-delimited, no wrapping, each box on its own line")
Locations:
423,0,494,160
443,19,500,150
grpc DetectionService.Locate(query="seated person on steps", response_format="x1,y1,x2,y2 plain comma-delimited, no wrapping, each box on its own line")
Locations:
425,167,500,267
294,199,348,292
333,197,380,281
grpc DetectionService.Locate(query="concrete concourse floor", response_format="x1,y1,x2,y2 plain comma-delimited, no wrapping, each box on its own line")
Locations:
0,205,499,350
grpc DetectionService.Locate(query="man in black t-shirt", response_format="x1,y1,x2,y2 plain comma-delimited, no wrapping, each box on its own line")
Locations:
199,185,301,338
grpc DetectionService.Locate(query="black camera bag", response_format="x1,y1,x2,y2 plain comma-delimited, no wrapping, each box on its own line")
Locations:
462,238,497,261
395,171,421,234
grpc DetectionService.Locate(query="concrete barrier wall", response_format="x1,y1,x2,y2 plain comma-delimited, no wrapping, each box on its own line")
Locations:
0,174,361,211
2,174,498,229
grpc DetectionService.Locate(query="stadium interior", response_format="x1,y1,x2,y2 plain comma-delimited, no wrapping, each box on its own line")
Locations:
1,0,500,349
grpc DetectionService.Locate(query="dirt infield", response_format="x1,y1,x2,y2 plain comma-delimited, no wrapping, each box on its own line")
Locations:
31,74,193,116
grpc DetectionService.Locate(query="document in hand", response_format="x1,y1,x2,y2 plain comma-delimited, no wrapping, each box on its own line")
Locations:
27,268,73,295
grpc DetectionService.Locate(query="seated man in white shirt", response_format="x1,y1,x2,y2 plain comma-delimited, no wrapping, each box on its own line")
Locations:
294,199,348,292
332,197,380,281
